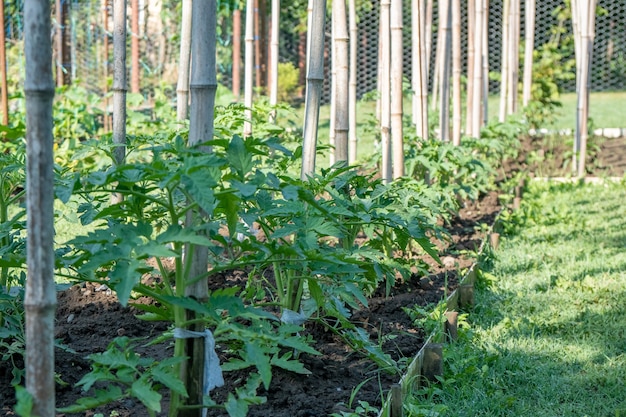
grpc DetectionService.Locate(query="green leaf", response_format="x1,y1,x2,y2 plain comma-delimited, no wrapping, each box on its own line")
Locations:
56,386,124,413
217,192,241,237
109,259,143,307
225,393,249,417
271,352,312,375
151,358,188,397
228,135,254,177
156,225,213,246
131,377,162,412
244,342,272,390
14,386,33,417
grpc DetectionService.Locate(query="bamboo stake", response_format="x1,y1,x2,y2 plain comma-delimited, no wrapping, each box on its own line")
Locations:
112,0,127,172
411,0,419,126
178,1,218,413
430,24,444,111
391,0,404,177
24,1,56,416
380,0,392,183
333,0,349,165
0,0,8,126
465,0,475,135
507,0,519,115
348,0,358,164
269,0,279,122
451,0,461,145
577,0,597,178
329,20,336,165
481,0,489,125
244,0,254,136
102,0,110,132
301,0,326,179
233,9,242,101
425,0,433,78
130,0,139,93
522,0,535,106
254,0,261,89
176,0,192,121
438,0,451,142
470,0,483,138
413,0,429,140
571,0,581,171
498,0,510,122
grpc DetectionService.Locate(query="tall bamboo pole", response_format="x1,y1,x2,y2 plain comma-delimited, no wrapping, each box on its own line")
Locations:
571,0,581,170
522,0,535,106
425,0,433,77
451,0,461,145
102,0,110,132
499,0,510,122
576,0,597,178
470,0,483,138
329,20,336,165
465,0,475,135
244,0,254,136
0,0,8,126
438,0,451,142
301,0,326,179
348,0,358,163
112,0,127,167
269,0,279,122
430,24,443,111
176,0,192,121
380,0,392,183
507,0,519,115
24,0,56,415
481,0,489,125
130,0,139,93
391,0,404,177
178,1,218,414
233,9,242,101
413,0,428,140
55,0,63,87
333,0,349,165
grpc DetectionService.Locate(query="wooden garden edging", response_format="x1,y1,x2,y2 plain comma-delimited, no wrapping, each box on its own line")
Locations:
377,220,496,417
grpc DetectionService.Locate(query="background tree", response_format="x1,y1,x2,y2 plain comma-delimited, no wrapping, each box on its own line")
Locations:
24,0,56,415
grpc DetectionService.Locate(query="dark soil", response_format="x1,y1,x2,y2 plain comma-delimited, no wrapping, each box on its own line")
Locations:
0,191,500,417
2,135,624,417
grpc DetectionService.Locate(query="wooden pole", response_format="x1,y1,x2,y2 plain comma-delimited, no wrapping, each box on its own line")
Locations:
55,0,63,87
438,0,451,142
425,0,433,81
413,0,429,141
348,0,358,164
0,0,8,126
112,0,127,167
24,1,56,415
178,1,218,414
499,0,510,122
233,9,242,101
130,0,140,94
329,19,336,165
391,0,404,177
176,0,192,121
507,0,519,115
102,0,110,132
451,0,461,145
430,23,444,111
380,0,392,183
465,0,475,135
333,0,349,165
301,0,326,179
244,0,254,136
470,0,483,138
522,0,535,107
481,0,489,125
269,0,279,122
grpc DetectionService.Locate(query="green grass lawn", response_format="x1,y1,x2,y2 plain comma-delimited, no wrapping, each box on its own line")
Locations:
407,180,626,416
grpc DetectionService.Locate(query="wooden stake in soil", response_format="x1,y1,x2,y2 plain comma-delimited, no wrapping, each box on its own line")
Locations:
438,0,452,142
348,0,358,164
498,0,510,122
470,0,483,138
451,0,461,145
445,311,459,341
459,284,475,309
421,343,444,383
390,384,403,417
465,0,475,135
412,0,428,141
24,1,56,415
0,0,8,126
522,0,536,107
490,232,500,250
380,0,392,183
269,0,279,123
112,0,127,194
130,0,140,94
243,0,254,137
333,0,349,165
232,9,242,101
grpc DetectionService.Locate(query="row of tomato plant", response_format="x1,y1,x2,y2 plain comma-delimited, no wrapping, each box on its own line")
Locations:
1,86,523,416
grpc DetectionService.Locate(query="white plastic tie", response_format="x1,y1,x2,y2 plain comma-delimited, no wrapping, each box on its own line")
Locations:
173,328,224,396
280,308,307,326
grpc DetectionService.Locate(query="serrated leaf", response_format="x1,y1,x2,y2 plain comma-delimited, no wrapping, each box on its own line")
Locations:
271,353,312,375
156,225,213,246
109,259,142,307
131,377,162,412
151,366,188,397
14,386,33,417
225,393,249,417
228,135,254,177
56,386,124,413
244,342,272,390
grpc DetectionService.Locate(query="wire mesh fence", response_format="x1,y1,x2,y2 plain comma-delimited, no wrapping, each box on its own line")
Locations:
4,0,626,102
